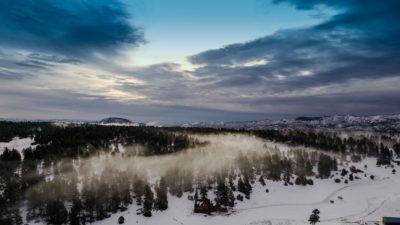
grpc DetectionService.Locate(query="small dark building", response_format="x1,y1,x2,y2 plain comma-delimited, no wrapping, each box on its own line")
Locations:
383,217,400,225
194,199,213,214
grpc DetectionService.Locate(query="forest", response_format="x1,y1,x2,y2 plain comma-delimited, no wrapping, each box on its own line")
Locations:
0,122,399,225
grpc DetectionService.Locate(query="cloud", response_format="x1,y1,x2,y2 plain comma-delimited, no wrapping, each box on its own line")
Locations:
1,0,400,121
189,0,400,92
0,0,144,60
0,50,82,80
27,53,82,65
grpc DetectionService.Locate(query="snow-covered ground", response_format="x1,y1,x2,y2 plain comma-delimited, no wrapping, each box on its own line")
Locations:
93,158,400,225
0,137,36,160
15,133,399,225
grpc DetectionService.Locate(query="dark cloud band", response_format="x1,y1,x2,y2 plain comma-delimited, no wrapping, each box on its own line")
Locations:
0,0,144,60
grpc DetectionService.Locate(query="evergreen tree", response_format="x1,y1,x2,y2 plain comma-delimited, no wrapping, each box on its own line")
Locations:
259,176,266,186
228,175,236,191
194,189,199,201
183,170,194,192
133,178,144,206
243,174,252,198
200,186,208,200
295,153,306,175
238,176,251,198
308,209,320,225
82,181,96,223
0,148,21,161
377,144,392,165
215,178,229,207
45,199,68,225
155,177,168,211
394,143,400,156
227,188,235,207
237,177,245,195
26,186,45,222
109,183,122,213
282,157,293,184
305,160,314,176
317,154,335,178
143,184,154,217
69,198,83,225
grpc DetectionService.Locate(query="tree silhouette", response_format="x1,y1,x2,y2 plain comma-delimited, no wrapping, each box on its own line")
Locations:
309,209,320,225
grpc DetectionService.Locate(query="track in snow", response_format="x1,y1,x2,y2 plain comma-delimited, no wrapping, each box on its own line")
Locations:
236,178,388,212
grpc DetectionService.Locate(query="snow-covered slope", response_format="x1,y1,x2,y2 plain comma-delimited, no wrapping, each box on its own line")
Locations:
0,137,37,160
183,114,400,132
92,159,400,225
17,133,400,225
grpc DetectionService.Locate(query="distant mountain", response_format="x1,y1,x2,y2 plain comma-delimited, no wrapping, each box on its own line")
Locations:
182,114,400,132
99,117,133,124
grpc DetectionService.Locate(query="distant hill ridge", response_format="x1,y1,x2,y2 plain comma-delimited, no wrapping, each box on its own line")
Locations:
182,114,400,132
99,117,132,124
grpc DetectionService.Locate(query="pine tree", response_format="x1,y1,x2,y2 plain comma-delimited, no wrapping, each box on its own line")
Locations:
283,157,293,184
215,178,229,207
332,159,338,171
308,209,320,225
45,199,68,225
259,176,266,186
82,181,96,223
227,188,235,207
183,170,194,192
238,177,245,194
394,143,400,156
143,184,154,217
194,189,199,201
317,154,334,178
133,178,144,206
110,183,122,213
377,144,392,165
238,176,251,199
305,160,314,176
69,198,83,225
155,177,168,211
94,181,109,220
26,185,44,222
295,153,306,175
228,175,236,191
243,174,252,198
0,148,22,161
200,186,208,200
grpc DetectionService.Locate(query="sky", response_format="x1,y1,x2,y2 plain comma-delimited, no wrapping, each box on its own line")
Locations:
0,0,399,124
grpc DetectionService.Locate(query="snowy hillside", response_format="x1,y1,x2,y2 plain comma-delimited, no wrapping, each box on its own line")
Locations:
93,158,400,225
0,137,37,160
183,114,400,132
1,123,400,225
16,133,400,225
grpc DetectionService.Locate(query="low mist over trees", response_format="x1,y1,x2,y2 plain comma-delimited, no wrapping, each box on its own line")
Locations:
0,123,399,224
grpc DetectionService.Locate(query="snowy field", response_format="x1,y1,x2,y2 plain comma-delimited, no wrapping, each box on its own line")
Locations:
7,133,398,225
91,138,400,225
92,161,400,225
